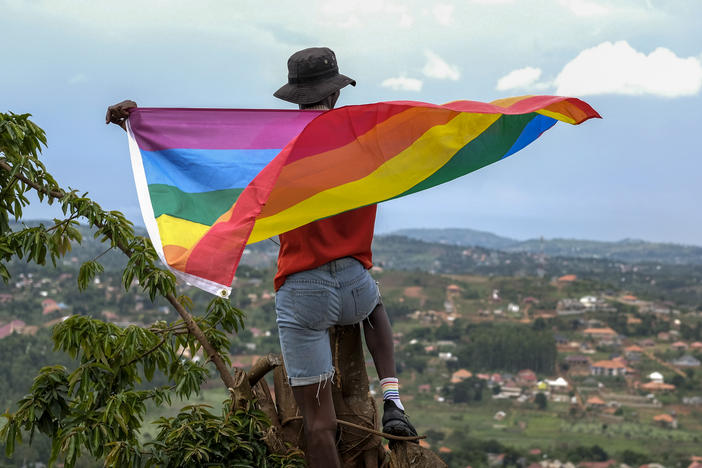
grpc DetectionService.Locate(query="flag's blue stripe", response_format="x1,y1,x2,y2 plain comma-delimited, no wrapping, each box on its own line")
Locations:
141,148,281,193
501,114,557,160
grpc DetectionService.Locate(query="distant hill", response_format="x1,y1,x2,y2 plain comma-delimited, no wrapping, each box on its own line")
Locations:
389,228,702,265
391,228,517,250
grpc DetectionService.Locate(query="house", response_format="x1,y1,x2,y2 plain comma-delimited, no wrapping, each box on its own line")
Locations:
624,345,643,361
640,381,676,392
671,355,701,368
517,369,537,384
0,293,12,303
586,396,606,408
545,377,569,391
671,341,689,351
658,331,671,341
41,298,61,315
653,413,677,428
590,360,628,377
554,334,570,346
0,320,26,339
558,274,577,283
583,327,618,340
450,369,472,383
690,342,702,351
626,315,642,325
565,354,591,367
648,371,664,383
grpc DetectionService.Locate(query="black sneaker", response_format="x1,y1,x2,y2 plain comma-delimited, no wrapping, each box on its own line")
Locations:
381,400,418,444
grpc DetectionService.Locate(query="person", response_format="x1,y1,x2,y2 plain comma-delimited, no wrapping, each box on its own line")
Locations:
105,46,417,468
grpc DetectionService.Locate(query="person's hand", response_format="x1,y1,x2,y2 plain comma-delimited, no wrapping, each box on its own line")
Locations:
105,100,137,130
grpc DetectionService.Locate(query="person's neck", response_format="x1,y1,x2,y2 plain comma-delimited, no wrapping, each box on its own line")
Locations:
302,104,332,110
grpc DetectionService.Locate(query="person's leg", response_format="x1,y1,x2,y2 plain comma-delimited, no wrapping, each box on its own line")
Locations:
292,380,340,468
363,302,396,380
275,267,341,466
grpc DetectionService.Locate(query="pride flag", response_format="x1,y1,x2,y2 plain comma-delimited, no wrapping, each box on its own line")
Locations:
126,96,600,297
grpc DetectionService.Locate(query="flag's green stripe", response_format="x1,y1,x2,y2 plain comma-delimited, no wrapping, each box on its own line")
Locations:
395,113,535,199
148,184,243,226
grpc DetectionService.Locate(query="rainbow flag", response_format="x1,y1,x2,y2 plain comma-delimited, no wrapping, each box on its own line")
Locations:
126,96,600,297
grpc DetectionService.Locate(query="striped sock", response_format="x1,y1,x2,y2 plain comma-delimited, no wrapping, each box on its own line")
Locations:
380,377,404,411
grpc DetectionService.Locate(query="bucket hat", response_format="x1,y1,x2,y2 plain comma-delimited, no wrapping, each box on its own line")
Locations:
274,47,356,105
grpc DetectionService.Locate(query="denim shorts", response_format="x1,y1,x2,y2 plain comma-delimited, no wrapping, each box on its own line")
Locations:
275,257,380,386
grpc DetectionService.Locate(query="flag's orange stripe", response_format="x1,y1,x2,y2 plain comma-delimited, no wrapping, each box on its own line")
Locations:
257,106,457,218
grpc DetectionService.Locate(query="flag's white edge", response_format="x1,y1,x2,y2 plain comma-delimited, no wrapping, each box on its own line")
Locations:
125,120,232,298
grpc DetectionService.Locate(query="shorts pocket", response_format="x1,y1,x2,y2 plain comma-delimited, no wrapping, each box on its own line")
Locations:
351,278,379,322
292,289,330,330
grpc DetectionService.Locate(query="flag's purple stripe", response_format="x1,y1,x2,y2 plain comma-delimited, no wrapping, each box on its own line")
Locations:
128,108,323,152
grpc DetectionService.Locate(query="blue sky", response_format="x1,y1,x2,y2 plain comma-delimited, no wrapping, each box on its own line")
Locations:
2,0,701,245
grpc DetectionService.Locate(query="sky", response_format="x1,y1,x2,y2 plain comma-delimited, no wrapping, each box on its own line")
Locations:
2,0,701,245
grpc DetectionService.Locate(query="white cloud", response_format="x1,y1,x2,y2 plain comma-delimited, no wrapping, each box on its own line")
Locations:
422,50,460,81
469,0,515,4
554,41,702,97
432,4,454,26
67,73,88,85
381,76,423,92
496,67,543,91
559,0,610,17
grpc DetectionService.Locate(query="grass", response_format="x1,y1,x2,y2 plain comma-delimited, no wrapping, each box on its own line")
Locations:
405,398,702,456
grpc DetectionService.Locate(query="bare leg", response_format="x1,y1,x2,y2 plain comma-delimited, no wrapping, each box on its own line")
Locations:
292,379,340,468
363,302,396,380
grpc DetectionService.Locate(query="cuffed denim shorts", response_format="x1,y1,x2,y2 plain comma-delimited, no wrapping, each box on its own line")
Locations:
275,257,380,386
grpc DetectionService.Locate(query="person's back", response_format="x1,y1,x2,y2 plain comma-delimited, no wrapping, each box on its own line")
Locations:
274,205,376,290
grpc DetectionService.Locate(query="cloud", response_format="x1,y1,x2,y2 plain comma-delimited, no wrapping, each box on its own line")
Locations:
496,67,543,91
381,76,423,92
67,73,88,85
422,50,460,81
554,41,702,97
432,4,454,26
558,0,610,17
469,0,515,4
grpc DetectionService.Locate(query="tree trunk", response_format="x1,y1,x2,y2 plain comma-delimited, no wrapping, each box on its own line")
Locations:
252,324,446,467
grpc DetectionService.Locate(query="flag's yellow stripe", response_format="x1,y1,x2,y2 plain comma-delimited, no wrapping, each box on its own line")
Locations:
156,214,210,251
537,109,576,124
248,112,501,243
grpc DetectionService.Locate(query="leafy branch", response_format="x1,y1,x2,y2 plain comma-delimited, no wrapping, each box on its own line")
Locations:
0,112,297,467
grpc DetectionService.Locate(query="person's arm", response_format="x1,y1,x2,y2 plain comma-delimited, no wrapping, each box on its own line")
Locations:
105,100,138,132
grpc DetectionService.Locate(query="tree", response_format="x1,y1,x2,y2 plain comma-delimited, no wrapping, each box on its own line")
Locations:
0,112,443,467
534,392,548,410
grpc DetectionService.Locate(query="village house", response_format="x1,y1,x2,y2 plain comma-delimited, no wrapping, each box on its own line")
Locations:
517,369,537,385
41,298,61,315
671,341,689,351
653,413,677,429
583,327,619,345
671,355,701,368
639,381,676,392
564,354,591,374
451,369,473,383
0,320,26,339
624,345,643,361
648,371,664,383
544,377,569,392
586,395,606,409
590,360,629,377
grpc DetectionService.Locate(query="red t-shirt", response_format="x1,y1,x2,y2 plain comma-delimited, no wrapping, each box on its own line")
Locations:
274,205,376,290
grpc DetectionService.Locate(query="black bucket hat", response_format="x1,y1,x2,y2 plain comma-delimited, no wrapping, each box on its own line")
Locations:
274,47,356,105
